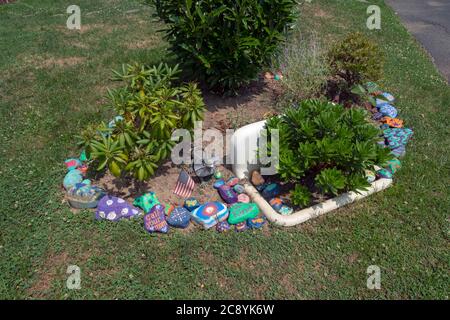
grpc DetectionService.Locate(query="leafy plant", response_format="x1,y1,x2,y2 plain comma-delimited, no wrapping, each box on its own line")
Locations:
264,99,393,197
149,0,298,93
78,63,205,180
351,82,385,107
328,32,384,95
291,184,312,207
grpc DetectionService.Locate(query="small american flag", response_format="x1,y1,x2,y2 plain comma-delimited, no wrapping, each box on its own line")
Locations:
173,169,196,198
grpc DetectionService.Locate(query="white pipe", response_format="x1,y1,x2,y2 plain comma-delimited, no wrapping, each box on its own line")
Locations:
245,178,393,227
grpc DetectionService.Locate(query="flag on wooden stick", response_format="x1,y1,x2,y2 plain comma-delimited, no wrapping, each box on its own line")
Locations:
173,169,196,198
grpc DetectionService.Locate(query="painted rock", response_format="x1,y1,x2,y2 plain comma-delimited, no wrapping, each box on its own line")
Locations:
144,204,169,234
133,192,160,213
391,145,406,158
385,158,401,174
96,195,141,221
251,171,265,187
184,197,200,211
67,182,105,209
64,158,81,171
269,198,283,211
381,92,395,103
216,220,231,233
262,183,280,199
379,104,398,118
233,184,245,194
375,99,389,108
256,183,268,192
226,176,239,187
365,170,376,183
63,169,83,190
164,203,175,216
218,185,238,204
78,164,88,175
166,207,191,229
214,170,223,179
382,117,403,128
384,128,414,149
237,194,250,203
376,169,393,179
235,221,249,232
228,203,260,224
79,149,88,162
372,112,383,121
247,216,266,229
279,205,293,216
380,124,390,130
191,202,229,229
213,179,225,189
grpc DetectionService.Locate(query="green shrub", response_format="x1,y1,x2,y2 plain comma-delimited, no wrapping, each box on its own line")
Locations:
149,0,298,93
264,99,393,197
328,32,384,92
77,63,205,181
291,184,311,207
277,33,329,100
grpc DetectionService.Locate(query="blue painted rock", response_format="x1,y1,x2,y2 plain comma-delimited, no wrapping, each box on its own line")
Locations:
385,158,401,174
144,204,169,233
279,205,293,216
228,203,260,224
133,192,160,213
191,202,229,229
247,216,266,229
376,99,389,109
379,104,398,118
166,207,191,229
63,169,83,190
96,195,141,221
262,183,280,199
184,197,200,211
235,221,249,232
269,198,283,211
256,183,269,192
218,185,238,204
226,176,239,187
376,169,393,179
365,170,376,183
213,179,225,189
67,182,105,209
64,158,81,171
381,92,395,103
216,220,231,233
233,184,245,194
237,194,250,203
391,145,406,158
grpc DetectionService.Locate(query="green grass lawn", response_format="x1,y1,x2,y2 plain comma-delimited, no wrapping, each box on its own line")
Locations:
0,0,448,299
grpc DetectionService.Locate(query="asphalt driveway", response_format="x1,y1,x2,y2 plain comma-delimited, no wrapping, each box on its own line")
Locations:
386,0,450,83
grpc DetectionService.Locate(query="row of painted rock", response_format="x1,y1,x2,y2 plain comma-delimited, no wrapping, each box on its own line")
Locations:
250,171,294,216
368,85,414,180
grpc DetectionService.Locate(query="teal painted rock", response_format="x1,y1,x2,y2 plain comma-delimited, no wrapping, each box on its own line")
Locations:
365,170,376,183
376,169,393,179
191,202,229,229
233,184,245,194
279,205,293,216
386,158,401,174
214,170,223,179
63,169,83,190
262,183,280,199
133,192,160,213
228,203,260,225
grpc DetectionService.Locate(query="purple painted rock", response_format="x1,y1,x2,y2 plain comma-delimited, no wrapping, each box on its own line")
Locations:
191,202,229,229
218,185,238,204
391,145,406,158
144,204,169,233
216,220,231,233
372,112,383,121
166,207,191,229
228,203,260,224
262,183,280,199
235,221,249,232
96,195,141,221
